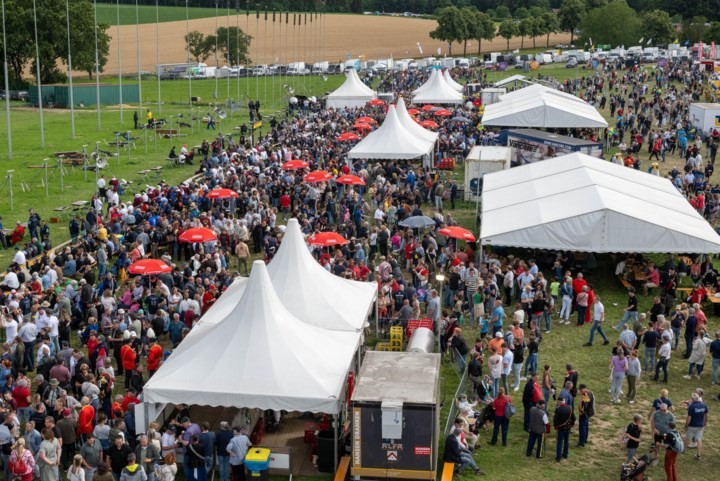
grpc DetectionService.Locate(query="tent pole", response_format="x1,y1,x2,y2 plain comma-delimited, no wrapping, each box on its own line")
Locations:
333,413,339,473
375,294,379,340
143,401,150,434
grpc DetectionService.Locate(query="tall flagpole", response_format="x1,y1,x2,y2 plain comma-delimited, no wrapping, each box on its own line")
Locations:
255,7,259,105
93,0,101,131
66,0,75,138
284,11,288,95
245,4,249,102
214,1,219,105
303,13,307,93
32,0,45,148
226,0,231,103
156,0,161,116
236,2,240,117
117,0,123,123
186,0,192,112
136,0,143,127
263,8,267,111
272,9,275,111
2,0,12,158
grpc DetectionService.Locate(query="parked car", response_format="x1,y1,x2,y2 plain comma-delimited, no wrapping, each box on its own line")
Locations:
566,57,578,68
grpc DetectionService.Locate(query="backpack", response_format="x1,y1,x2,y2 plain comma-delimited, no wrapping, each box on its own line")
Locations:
668,430,684,453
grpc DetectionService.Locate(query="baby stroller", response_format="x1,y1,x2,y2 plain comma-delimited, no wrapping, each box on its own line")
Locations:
620,452,655,481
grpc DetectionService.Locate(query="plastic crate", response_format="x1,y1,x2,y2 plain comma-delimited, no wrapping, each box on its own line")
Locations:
376,342,390,351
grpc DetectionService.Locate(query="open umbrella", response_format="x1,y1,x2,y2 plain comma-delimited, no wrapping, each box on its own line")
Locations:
337,132,360,142
399,215,436,229
450,115,471,123
439,226,476,242
304,170,333,183
128,259,173,275
356,116,377,124
434,109,452,117
419,120,439,129
407,108,421,115
282,160,309,170
179,227,218,243
421,104,435,111
368,99,385,106
307,232,348,247
205,188,239,199
335,174,366,186
353,122,373,131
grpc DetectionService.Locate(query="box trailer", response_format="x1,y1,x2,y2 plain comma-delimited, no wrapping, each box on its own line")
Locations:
464,146,511,201
481,87,506,106
689,103,720,133
351,351,440,481
505,129,603,167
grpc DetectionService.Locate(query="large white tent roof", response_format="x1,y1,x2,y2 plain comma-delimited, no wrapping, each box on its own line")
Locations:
326,69,376,109
143,261,358,413
412,69,464,104
348,105,435,159
396,96,439,144
443,69,464,92
412,68,440,95
480,153,720,253
482,86,608,128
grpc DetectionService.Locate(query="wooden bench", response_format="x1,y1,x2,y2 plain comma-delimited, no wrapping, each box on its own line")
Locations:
441,462,455,481
617,275,632,290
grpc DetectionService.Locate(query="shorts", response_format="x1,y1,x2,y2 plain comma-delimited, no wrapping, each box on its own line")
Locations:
654,433,665,445
687,426,704,441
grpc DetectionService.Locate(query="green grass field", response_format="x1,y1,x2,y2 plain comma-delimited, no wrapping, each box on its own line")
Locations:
95,3,225,26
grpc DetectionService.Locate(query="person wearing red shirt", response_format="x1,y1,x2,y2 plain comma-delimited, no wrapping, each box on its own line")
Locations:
78,398,95,440
644,265,660,296
120,340,137,390
489,387,512,446
11,378,32,423
279,193,291,213
202,285,217,314
585,287,595,324
356,261,371,281
111,395,124,419
147,336,164,377
572,273,587,297
122,390,139,413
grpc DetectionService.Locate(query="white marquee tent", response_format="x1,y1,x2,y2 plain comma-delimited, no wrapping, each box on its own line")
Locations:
412,68,440,95
443,69,464,92
396,96,439,144
348,105,435,159
326,69,377,109
498,83,586,104
480,153,720,253
143,260,359,413
412,69,464,104
482,86,608,128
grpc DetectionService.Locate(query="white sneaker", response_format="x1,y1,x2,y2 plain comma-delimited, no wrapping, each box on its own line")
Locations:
520,377,527,382
629,400,635,404
688,443,697,448
545,330,551,334
683,375,692,379
513,387,520,392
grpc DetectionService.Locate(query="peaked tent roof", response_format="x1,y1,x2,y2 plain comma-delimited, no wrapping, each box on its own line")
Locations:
326,69,377,109
480,153,720,253
443,69,464,92
396,96,439,144
493,74,532,88
481,90,608,128
348,105,435,159
412,68,440,95
412,69,464,104
498,83,585,104
143,261,358,413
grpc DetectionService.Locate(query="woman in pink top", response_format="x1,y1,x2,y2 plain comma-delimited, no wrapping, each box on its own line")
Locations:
609,350,628,403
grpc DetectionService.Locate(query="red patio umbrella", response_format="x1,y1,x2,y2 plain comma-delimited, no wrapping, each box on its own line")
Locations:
335,174,366,186
282,160,309,170
356,116,377,124
337,132,360,142
368,99,385,106
307,232,348,247
178,227,218,243
128,259,173,275
420,120,439,129
434,109,452,117
421,104,435,111
407,108,421,115
205,188,239,199
353,122,373,131
439,226,476,242
304,170,333,183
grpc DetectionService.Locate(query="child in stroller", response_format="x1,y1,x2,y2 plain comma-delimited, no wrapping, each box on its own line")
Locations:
620,452,655,481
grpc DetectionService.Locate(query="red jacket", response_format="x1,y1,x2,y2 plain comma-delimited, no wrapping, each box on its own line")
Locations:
147,344,163,372
78,405,95,435
120,344,137,371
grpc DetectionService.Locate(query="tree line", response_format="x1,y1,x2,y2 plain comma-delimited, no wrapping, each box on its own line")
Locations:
0,0,111,90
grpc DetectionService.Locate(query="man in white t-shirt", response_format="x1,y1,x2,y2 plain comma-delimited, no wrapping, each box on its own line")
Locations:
1,315,18,343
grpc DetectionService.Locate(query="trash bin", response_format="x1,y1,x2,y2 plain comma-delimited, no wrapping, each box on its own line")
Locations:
245,448,271,481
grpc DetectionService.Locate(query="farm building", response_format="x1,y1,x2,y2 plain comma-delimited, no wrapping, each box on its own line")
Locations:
28,84,139,108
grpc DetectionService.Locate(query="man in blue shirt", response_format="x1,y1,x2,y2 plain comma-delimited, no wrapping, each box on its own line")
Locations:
710,331,720,385
226,426,252,481
685,392,708,460
492,300,505,336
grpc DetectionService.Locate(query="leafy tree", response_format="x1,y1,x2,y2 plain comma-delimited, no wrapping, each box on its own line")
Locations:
185,30,213,63
642,9,674,45
515,7,530,19
492,5,512,20
683,16,709,44
66,1,111,79
529,6,549,17
579,0,641,48
214,27,252,65
541,12,560,47
461,7,480,56
429,6,468,57
518,18,533,49
476,11,497,55
529,17,545,48
498,19,518,51
703,22,720,44
559,0,586,44
349,0,363,14
584,0,608,8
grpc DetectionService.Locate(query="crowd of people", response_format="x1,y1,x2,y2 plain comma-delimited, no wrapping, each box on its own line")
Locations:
0,57,717,481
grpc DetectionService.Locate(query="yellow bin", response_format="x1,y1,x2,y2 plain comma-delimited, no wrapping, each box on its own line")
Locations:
245,448,271,480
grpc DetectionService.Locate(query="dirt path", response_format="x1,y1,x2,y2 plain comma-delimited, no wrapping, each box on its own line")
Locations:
99,14,570,74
